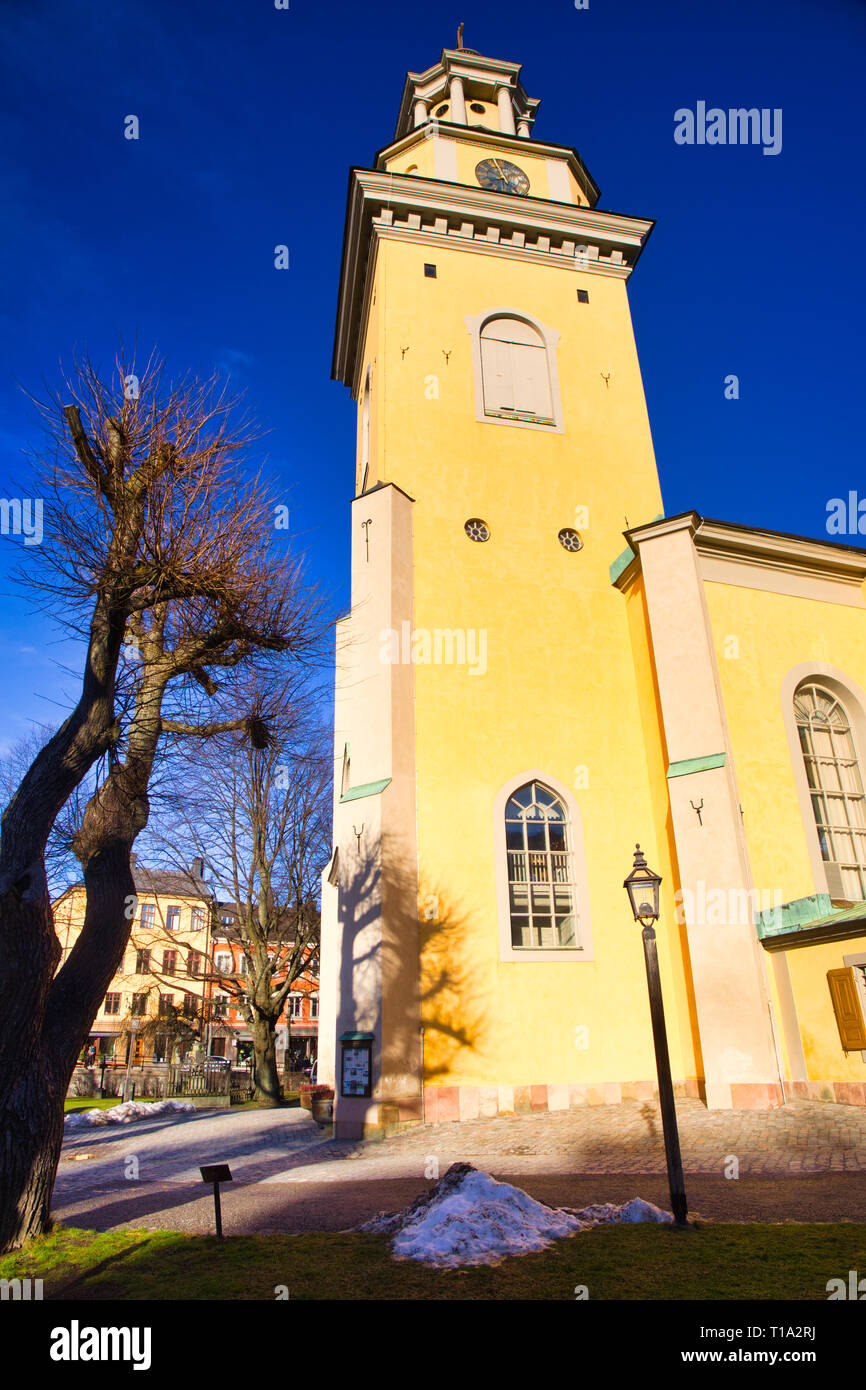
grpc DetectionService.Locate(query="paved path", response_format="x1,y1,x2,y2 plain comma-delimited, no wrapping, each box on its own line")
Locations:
52,1098,866,1235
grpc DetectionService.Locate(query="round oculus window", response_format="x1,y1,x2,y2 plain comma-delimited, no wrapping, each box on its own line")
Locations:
465,518,490,542
558,528,584,552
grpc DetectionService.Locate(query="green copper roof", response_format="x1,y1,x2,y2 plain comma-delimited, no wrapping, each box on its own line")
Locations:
609,513,665,585
756,893,866,948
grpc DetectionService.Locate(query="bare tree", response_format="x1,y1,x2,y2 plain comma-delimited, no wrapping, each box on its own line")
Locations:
0,354,327,1250
152,674,331,1105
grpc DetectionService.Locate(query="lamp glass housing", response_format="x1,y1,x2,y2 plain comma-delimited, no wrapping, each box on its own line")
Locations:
624,845,662,924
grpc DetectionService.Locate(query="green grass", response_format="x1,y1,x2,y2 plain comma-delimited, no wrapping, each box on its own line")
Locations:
3,1223,866,1300
64,1097,126,1113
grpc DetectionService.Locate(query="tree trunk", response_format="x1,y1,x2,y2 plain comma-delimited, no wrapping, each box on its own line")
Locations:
250,1017,282,1106
0,842,136,1251
0,1043,70,1251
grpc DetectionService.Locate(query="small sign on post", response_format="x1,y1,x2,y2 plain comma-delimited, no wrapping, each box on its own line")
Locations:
200,1163,233,1238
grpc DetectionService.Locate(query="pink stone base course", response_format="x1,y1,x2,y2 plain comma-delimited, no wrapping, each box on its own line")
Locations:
423,1078,705,1124
790,1079,866,1106
421,1077,866,1121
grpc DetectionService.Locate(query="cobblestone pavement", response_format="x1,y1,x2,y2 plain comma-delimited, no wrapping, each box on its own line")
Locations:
308,1098,866,1178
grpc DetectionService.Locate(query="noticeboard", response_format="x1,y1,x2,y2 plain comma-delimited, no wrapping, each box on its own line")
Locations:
340,1037,372,1098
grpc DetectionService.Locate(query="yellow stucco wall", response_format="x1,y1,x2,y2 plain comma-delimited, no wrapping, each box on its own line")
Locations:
357,230,704,1088
382,132,585,204
704,580,866,904
703,577,866,1084
783,938,866,1081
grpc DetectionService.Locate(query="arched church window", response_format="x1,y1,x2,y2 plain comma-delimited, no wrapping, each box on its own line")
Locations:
480,316,553,423
795,682,866,900
505,781,577,947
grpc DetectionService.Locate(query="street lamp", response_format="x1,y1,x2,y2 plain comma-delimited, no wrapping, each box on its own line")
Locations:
624,844,688,1226
123,1015,141,1103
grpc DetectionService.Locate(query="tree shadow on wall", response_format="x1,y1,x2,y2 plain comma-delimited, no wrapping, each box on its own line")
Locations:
334,844,489,1099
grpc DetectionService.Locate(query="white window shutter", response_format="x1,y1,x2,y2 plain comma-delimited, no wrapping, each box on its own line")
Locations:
481,336,514,411
512,343,552,417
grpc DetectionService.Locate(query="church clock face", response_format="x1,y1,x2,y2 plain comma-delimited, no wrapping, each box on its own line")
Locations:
475,158,530,196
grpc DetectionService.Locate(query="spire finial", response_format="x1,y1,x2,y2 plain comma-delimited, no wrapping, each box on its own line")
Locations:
457,22,464,49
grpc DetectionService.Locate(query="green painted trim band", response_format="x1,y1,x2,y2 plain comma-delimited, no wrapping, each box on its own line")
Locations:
666,753,726,779
339,777,391,803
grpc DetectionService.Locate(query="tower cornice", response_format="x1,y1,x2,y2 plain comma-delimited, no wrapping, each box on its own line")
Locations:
332,168,655,390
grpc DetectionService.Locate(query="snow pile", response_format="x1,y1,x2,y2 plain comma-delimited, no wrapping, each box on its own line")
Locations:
358,1162,672,1268
565,1197,672,1226
65,1099,196,1128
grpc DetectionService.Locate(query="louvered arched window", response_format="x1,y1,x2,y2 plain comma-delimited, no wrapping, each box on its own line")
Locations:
480,316,553,422
466,308,563,432
795,682,866,900
505,780,577,947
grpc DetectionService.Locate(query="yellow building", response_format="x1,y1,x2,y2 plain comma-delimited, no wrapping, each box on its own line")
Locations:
319,42,866,1138
53,856,212,1064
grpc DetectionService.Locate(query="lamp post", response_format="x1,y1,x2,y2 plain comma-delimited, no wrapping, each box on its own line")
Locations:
624,844,688,1226
123,1015,141,1103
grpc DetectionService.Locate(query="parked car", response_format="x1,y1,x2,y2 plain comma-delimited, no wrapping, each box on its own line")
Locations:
180,1054,232,1072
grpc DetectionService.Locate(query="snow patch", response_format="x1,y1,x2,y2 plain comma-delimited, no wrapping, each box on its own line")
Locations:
565,1197,673,1226
358,1162,673,1268
65,1099,196,1128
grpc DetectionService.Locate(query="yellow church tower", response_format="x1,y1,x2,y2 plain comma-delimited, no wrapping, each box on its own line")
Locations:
318,39,787,1137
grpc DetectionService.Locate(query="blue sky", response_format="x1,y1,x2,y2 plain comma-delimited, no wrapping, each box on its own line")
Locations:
0,0,864,754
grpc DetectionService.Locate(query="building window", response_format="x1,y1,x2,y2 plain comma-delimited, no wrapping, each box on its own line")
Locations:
136,949,151,975
103,993,121,1016
158,994,174,1017
309,994,319,1020
163,950,177,975
191,905,206,930
215,953,233,974
166,904,181,932
131,994,147,1016
576,289,589,304
465,309,564,432
289,995,303,1019
464,517,490,542
558,527,583,552
187,950,201,976
504,780,578,949
480,317,552,421
213,995,228,1020
795,683,866,900
182,994,197,1019
424,263,437,278
140,902,155,930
